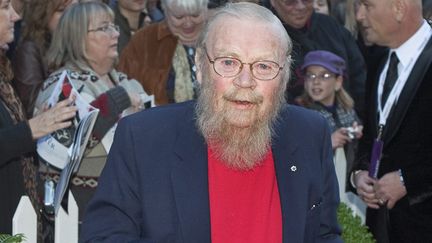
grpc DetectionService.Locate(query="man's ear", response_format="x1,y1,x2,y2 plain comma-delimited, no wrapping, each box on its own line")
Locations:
394,0,406,22
195,48,203,84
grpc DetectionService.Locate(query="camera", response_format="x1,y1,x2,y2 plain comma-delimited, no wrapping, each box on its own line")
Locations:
346,126,358,139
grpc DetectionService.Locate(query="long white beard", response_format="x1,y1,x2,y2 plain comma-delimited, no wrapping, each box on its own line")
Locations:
196,72,285,171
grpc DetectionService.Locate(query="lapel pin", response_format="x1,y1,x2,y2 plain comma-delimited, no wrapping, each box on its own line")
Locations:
290,165,297,172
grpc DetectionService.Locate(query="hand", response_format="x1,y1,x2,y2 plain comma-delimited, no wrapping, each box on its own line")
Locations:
355,170,380,209
331,128,351,149
128,92,143,113
29,97,78,140
374,171,407,209
351,122,363,139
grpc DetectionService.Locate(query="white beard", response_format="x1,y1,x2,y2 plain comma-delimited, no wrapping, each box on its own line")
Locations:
196,71,286,171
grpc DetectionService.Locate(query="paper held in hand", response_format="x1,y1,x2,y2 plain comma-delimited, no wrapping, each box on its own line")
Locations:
37,70,99,215
36,70,99,170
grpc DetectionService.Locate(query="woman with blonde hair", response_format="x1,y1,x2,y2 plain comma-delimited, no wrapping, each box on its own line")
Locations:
35,1,148,224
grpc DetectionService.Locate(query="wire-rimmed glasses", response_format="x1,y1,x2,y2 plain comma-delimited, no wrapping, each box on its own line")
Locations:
204,48,284,81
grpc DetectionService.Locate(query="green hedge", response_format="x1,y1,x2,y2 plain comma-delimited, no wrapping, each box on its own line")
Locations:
0,234,25,243
338,203,376,243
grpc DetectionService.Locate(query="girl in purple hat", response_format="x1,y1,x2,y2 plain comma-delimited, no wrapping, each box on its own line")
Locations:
298,50,363,187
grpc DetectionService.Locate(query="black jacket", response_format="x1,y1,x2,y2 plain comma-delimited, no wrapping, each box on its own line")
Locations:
0,100,36,234
354,36,432,243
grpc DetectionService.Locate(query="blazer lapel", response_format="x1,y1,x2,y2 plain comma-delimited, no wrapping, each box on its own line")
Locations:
171,104,211,243
382,38,432,144
272,107,306,243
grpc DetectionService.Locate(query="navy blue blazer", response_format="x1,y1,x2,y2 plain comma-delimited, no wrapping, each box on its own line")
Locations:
81,101,342,243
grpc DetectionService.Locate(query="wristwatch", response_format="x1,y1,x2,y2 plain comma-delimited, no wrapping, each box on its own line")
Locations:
398,169,405,186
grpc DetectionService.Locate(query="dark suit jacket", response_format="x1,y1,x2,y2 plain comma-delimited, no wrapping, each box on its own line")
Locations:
81,102,342,243
354,35,432,242
0,100,35,233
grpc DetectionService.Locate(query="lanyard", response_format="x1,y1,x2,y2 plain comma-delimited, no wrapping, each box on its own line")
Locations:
378,32,432,126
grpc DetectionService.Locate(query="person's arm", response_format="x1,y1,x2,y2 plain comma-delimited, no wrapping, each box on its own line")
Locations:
12,41,46,118
349,108,382,207
0,97,77,164
317,118,343,243
89,86,131,140
373,170,406,209
36,70,132,142
374,151,432,208
81,117,148,242
331,128,351,149
402,164,432,204
0,120,35,165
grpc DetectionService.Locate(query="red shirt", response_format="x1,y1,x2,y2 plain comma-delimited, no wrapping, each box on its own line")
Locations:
208,148,282,243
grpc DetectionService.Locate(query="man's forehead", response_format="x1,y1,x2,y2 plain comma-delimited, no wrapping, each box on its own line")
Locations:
208,16,280,40
206,17,238,43
359,0,372,5
207,19,284,57
209,15,244,30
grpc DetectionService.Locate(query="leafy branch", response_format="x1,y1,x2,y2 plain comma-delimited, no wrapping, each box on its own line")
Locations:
0,233,26,243
338,203,376,243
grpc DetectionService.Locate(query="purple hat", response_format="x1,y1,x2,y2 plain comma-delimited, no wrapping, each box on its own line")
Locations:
301,50,346,76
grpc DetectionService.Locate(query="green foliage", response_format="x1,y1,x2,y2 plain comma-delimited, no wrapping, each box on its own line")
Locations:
337,203,376,243
0,233,25,243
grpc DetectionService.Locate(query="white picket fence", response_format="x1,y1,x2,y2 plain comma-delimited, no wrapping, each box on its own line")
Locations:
12,191,78,243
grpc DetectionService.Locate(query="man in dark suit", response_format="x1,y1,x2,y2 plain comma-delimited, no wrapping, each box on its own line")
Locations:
81,3,342,243
352,0,432,242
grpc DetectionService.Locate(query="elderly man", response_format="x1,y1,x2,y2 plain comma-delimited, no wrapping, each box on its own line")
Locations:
270,0,366,117
352,0,432,242
81,3,342,243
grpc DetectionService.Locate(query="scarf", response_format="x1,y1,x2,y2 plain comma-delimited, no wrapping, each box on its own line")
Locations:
172,43,194,103
0,53,39,211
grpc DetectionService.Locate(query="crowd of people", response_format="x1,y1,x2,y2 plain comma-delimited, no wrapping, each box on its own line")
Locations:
1,0,432,242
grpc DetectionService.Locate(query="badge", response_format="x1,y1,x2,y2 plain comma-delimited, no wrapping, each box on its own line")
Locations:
368,125,384,178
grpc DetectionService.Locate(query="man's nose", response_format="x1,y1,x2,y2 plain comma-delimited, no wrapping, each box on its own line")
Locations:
294,0,307,9
356,3,365,22
233,64,256,89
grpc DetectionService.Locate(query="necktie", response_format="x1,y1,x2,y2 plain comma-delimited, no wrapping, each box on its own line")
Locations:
381,52,399,107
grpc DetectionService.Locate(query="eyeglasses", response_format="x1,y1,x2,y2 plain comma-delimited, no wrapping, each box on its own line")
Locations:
88,24,120,36
304,72,336,82
204,48,284,81
280,0,313,6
